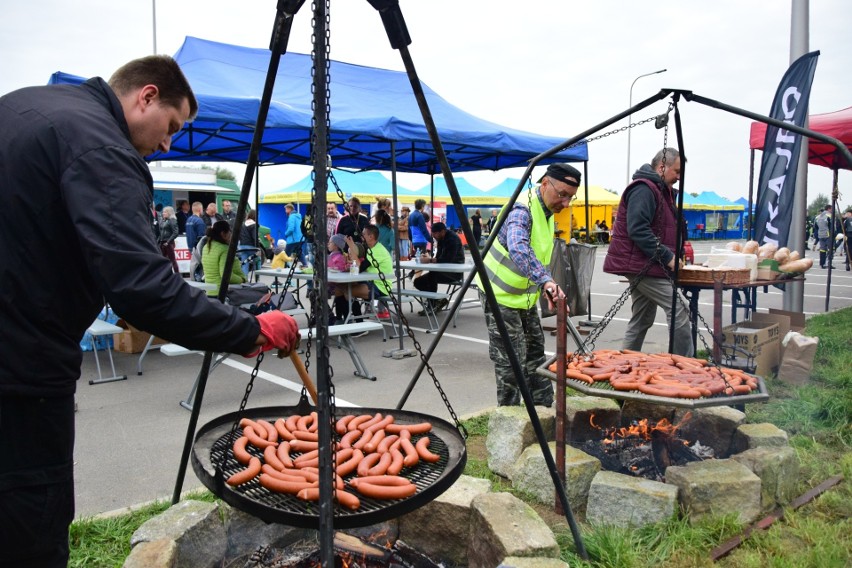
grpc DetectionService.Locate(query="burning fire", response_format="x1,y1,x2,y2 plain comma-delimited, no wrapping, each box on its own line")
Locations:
590,412,692,445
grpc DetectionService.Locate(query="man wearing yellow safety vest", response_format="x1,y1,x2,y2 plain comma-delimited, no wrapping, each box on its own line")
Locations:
476,163,580,406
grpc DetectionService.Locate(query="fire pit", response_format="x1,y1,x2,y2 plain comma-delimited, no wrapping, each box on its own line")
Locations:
575,414,714,482
243,532,444,567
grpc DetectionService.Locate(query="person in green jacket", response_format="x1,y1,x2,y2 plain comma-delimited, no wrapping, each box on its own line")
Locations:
202,220,247,296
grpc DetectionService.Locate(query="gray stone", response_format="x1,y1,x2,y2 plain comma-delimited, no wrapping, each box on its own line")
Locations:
500,557,570,567
731,446,799,510
732,423,789,453
674,406,746,458
586,470,679,528
564,396,621,443
122,539,177,568
621,400,677,426
487,406,556,478
398,475,491,566
221,504,315,562
468,492,560,568
665,459,762,524
130,500,225,568
512,442,600,510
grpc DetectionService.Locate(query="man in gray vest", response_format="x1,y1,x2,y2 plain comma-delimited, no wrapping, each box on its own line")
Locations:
815,205,836,269
603,148,693,357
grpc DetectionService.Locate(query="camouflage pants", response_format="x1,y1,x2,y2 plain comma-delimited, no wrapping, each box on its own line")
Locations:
480,291,553,407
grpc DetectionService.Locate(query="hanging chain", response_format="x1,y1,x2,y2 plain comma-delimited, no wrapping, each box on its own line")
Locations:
566,96,734,392
218,351,265,471
364,246,467,438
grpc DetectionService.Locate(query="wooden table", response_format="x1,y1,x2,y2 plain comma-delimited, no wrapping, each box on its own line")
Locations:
678,276,804,361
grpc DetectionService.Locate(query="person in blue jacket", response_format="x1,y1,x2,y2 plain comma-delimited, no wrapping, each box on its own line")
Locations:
409,198,431,257
284,202,306,265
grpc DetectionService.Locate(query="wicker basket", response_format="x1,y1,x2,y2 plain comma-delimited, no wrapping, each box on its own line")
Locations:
678,266,751,285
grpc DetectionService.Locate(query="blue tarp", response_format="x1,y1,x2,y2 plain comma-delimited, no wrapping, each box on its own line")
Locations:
50,37,588,174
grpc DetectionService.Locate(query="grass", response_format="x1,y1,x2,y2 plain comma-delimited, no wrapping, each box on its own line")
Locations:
68,491,215,568
68,309,851,567
459,307,852,567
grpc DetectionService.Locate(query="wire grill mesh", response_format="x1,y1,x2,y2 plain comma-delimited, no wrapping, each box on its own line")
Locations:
192,407,466,528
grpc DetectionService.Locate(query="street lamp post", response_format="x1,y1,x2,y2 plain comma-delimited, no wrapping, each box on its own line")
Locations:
626,69,667,186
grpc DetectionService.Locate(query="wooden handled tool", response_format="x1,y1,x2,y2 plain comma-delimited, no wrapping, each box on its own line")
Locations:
278,349,318,405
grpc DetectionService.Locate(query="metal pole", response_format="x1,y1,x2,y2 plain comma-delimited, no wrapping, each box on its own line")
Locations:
151,0,157,54
784,0,809,312
626,69,667,185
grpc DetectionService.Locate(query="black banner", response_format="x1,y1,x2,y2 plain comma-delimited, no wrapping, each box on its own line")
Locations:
754,51,819,247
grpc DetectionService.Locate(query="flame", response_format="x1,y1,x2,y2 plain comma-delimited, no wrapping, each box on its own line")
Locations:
590,412,692,442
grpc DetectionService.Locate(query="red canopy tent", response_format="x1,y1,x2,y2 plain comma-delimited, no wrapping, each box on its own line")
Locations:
750,106,852,171
749,106,851,312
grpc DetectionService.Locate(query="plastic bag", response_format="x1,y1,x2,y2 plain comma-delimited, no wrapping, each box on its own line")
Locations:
539,240,596,318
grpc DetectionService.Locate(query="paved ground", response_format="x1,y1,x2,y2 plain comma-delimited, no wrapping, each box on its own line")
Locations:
73,241,852,518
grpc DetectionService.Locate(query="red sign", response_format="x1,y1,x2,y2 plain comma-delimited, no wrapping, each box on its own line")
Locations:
175,248,191,261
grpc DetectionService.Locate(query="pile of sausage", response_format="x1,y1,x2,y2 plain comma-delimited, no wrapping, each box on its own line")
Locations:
547,349,758,399
225,412,440,511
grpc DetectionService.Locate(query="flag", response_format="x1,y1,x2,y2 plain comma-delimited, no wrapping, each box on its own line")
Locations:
754,51,819,247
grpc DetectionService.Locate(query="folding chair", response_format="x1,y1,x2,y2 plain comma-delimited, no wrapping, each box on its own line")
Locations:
86,317,127,385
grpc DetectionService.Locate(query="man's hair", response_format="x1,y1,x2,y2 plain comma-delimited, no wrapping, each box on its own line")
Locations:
651,148,680,169
414,199,426,210
348,196,361,207
362,224,379,240
192,201,203,212
108,55,198,119
432,222,446,233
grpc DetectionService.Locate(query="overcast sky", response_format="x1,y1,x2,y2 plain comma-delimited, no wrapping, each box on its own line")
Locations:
2,0,849,209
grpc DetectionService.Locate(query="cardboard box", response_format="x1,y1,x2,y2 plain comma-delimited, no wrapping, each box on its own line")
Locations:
768,308,806,332
749,311,792,343
112,319,167,354
721,320,781,377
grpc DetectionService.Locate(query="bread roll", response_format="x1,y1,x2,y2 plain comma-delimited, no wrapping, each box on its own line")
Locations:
774,247,791,264
778,258,813,273
742,241,759,255
726,242,743,252
758,243,778,260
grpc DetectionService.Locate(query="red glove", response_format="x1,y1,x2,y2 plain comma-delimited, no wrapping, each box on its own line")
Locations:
245,311,300,358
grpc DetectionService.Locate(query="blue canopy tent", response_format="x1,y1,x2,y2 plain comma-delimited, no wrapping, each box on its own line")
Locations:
681,191,745,239
50,36,588,241
257,170,421,240
51,37,587,174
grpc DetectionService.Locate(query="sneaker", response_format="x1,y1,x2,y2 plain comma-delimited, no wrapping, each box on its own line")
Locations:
435,298,450,312
377,309,390,320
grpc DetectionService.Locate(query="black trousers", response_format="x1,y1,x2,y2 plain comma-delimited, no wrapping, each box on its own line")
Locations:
0,394,75,568
413,271,461,293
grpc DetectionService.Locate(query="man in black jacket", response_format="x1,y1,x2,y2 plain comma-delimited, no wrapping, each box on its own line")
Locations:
0,55,300,567
413,222,465,311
